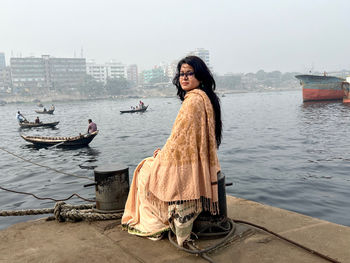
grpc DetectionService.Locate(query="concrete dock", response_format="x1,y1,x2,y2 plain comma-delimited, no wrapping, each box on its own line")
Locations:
0,196,349,263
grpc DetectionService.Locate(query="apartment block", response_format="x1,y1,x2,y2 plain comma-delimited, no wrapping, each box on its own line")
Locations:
143,67,166,84
106,60,126,79
86,60,126,83
0,67,11,92
10,57,47,91
86,60,108,84
10,55,86,92
49,57,86,89
0,52,6,70
188,48,211,69
127,64,138,85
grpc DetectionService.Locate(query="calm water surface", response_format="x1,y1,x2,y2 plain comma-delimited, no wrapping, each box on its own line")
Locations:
1,90,349,229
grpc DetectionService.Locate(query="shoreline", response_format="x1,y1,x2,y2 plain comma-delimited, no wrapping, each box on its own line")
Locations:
0,88,301,104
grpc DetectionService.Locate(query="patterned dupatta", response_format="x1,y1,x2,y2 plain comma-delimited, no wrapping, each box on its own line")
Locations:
147,88,220,214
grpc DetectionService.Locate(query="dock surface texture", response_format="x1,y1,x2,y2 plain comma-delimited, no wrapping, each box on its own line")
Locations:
0,196,349,263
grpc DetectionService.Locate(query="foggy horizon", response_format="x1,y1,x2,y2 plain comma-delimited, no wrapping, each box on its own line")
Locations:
1,0,349,75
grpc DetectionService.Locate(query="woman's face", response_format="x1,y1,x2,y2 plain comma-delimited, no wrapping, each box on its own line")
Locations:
179,64,200,92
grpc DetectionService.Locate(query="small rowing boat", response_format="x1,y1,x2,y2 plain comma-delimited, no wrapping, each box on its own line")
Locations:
21,131,98,147
19,121,59,128
35,109,54,114
120,105,148,114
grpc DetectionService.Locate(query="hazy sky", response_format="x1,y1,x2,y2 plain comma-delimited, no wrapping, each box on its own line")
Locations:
1,0,349,74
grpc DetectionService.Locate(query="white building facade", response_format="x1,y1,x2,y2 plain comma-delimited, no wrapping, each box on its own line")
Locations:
188,48,211,70
86,60,126,83
86,60,108,84
106,60,126,79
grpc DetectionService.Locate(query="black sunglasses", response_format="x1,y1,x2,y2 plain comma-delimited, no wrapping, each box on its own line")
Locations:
179,72,195,78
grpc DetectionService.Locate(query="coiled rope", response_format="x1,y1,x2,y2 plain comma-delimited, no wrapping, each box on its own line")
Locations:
0,146,93,181
0,202,123,222
169,218,341,263
168,219,236,263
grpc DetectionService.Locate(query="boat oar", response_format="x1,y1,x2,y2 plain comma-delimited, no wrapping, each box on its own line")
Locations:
48,141,65,149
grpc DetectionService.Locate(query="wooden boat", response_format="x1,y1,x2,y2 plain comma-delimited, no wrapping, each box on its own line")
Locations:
21,131,98,147
35,109,54,114
120,105,148,114
19,121,59,128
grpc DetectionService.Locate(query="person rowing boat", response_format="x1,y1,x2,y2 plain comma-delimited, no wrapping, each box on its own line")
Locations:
16,111,28,123
87,119,97,134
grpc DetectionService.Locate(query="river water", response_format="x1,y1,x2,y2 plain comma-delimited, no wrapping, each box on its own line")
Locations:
0,90,349,229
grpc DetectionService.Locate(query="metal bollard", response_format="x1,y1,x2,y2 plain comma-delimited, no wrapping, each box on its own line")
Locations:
217,171,228,218
91,164,129,213
192,171,232,234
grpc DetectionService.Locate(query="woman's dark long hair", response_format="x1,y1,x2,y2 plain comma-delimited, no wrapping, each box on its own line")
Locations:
172,56,222,148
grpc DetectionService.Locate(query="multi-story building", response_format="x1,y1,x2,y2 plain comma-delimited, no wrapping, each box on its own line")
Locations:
10,55,86,93
10,57,47,91
143,67,166,84
106,60,125,79
0,67,11,92
0,52,6,70
188,48,211,69
127,64,138,86
165,61,177,81
138,72,144,86
49,57,86,90
86,60,107,84
86,60,126,83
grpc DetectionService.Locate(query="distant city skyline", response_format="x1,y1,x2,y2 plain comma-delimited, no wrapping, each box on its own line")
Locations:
1,0,350,74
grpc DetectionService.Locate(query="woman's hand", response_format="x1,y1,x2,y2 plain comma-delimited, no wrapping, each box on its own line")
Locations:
153,148,161,158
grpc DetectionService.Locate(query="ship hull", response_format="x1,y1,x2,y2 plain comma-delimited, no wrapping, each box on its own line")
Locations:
295,75,345,102
302,88,344,101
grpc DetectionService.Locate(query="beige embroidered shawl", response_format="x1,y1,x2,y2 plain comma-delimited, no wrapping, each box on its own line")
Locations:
148,88,220,213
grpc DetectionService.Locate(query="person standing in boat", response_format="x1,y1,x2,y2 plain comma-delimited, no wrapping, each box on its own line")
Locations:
122,56,222,246
87,119,97,134
35,116,40,124
16,111,27,123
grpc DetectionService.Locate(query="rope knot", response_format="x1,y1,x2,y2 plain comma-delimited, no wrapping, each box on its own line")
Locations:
54,201,66,222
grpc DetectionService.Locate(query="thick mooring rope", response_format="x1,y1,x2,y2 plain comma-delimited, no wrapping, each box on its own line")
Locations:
0,208,54,216
52,202,123,222
0,202,123,222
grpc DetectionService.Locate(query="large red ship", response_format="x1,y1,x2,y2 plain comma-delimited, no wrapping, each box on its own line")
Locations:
295,74,346,102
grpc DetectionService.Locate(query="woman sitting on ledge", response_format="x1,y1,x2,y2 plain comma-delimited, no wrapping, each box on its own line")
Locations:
122,56,222,246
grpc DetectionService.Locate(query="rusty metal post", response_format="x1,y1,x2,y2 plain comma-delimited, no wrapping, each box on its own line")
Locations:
93,164,129,213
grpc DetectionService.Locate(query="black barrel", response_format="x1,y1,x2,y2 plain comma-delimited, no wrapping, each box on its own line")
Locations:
93,164,129,213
